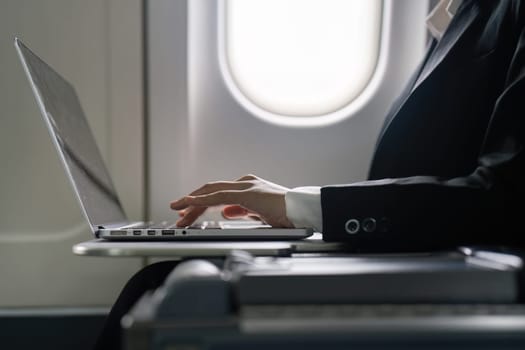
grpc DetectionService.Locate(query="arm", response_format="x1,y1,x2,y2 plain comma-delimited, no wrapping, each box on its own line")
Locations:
322,24,525,250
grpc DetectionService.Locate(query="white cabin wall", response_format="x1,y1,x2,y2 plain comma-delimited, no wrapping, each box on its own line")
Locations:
0,0,144,307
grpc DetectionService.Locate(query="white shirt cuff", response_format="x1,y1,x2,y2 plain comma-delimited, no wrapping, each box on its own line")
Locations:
285,186,323,232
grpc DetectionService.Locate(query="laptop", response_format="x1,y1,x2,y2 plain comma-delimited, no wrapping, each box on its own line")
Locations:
15,38,313,241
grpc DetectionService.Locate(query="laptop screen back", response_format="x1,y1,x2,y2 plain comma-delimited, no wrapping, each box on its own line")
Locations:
15,39,127,231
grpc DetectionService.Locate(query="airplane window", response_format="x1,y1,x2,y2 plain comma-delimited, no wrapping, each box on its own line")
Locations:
221,0,383,124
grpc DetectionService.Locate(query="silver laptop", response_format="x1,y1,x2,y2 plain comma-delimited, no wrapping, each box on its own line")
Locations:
15,38,313,241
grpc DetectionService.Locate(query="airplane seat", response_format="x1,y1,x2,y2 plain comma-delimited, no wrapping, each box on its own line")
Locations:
120,249,525,350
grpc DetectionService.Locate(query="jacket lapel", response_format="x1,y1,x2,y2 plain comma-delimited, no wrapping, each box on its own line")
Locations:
375,39,437,145
412,0,479,92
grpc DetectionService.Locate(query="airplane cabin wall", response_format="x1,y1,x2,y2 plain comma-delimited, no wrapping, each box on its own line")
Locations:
148,0,430,221
0,0,144,307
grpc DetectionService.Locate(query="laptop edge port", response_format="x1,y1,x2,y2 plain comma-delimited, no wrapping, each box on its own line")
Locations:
147,230,156,236
110,230,127,236
162,230,176,236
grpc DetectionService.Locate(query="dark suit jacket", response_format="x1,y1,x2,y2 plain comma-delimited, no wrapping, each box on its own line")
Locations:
321,0,525,250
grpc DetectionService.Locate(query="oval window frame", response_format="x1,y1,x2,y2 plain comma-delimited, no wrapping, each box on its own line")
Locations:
218,0,388,128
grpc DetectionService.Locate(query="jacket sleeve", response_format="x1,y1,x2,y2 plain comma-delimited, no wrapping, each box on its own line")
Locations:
321,24,525,251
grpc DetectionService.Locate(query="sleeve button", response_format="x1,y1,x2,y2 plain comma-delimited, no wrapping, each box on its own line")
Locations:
362,218,377,233
345,219,360,234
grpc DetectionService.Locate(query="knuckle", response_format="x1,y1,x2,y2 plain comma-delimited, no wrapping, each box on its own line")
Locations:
239,174,257,181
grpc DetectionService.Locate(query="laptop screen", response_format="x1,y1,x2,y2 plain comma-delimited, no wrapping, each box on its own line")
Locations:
15,39,127,231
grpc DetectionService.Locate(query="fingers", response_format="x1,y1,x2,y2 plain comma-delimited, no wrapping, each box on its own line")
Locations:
170,174,261,227
176,206,206,227
189,181,252,196
170,180,251,211
170,190,247,210
222,205,262,221
172,175,258,208
222,205,250,218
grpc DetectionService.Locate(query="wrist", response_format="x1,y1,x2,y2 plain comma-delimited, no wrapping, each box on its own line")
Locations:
285,186,323,232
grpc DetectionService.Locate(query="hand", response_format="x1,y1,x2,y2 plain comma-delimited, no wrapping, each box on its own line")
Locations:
170,174,295,228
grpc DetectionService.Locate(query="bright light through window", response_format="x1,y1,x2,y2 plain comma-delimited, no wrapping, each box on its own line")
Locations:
225,0,383,118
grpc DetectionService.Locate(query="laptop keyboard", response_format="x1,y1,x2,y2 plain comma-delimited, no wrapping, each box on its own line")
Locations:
120,221,223,230
120,220,267,230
